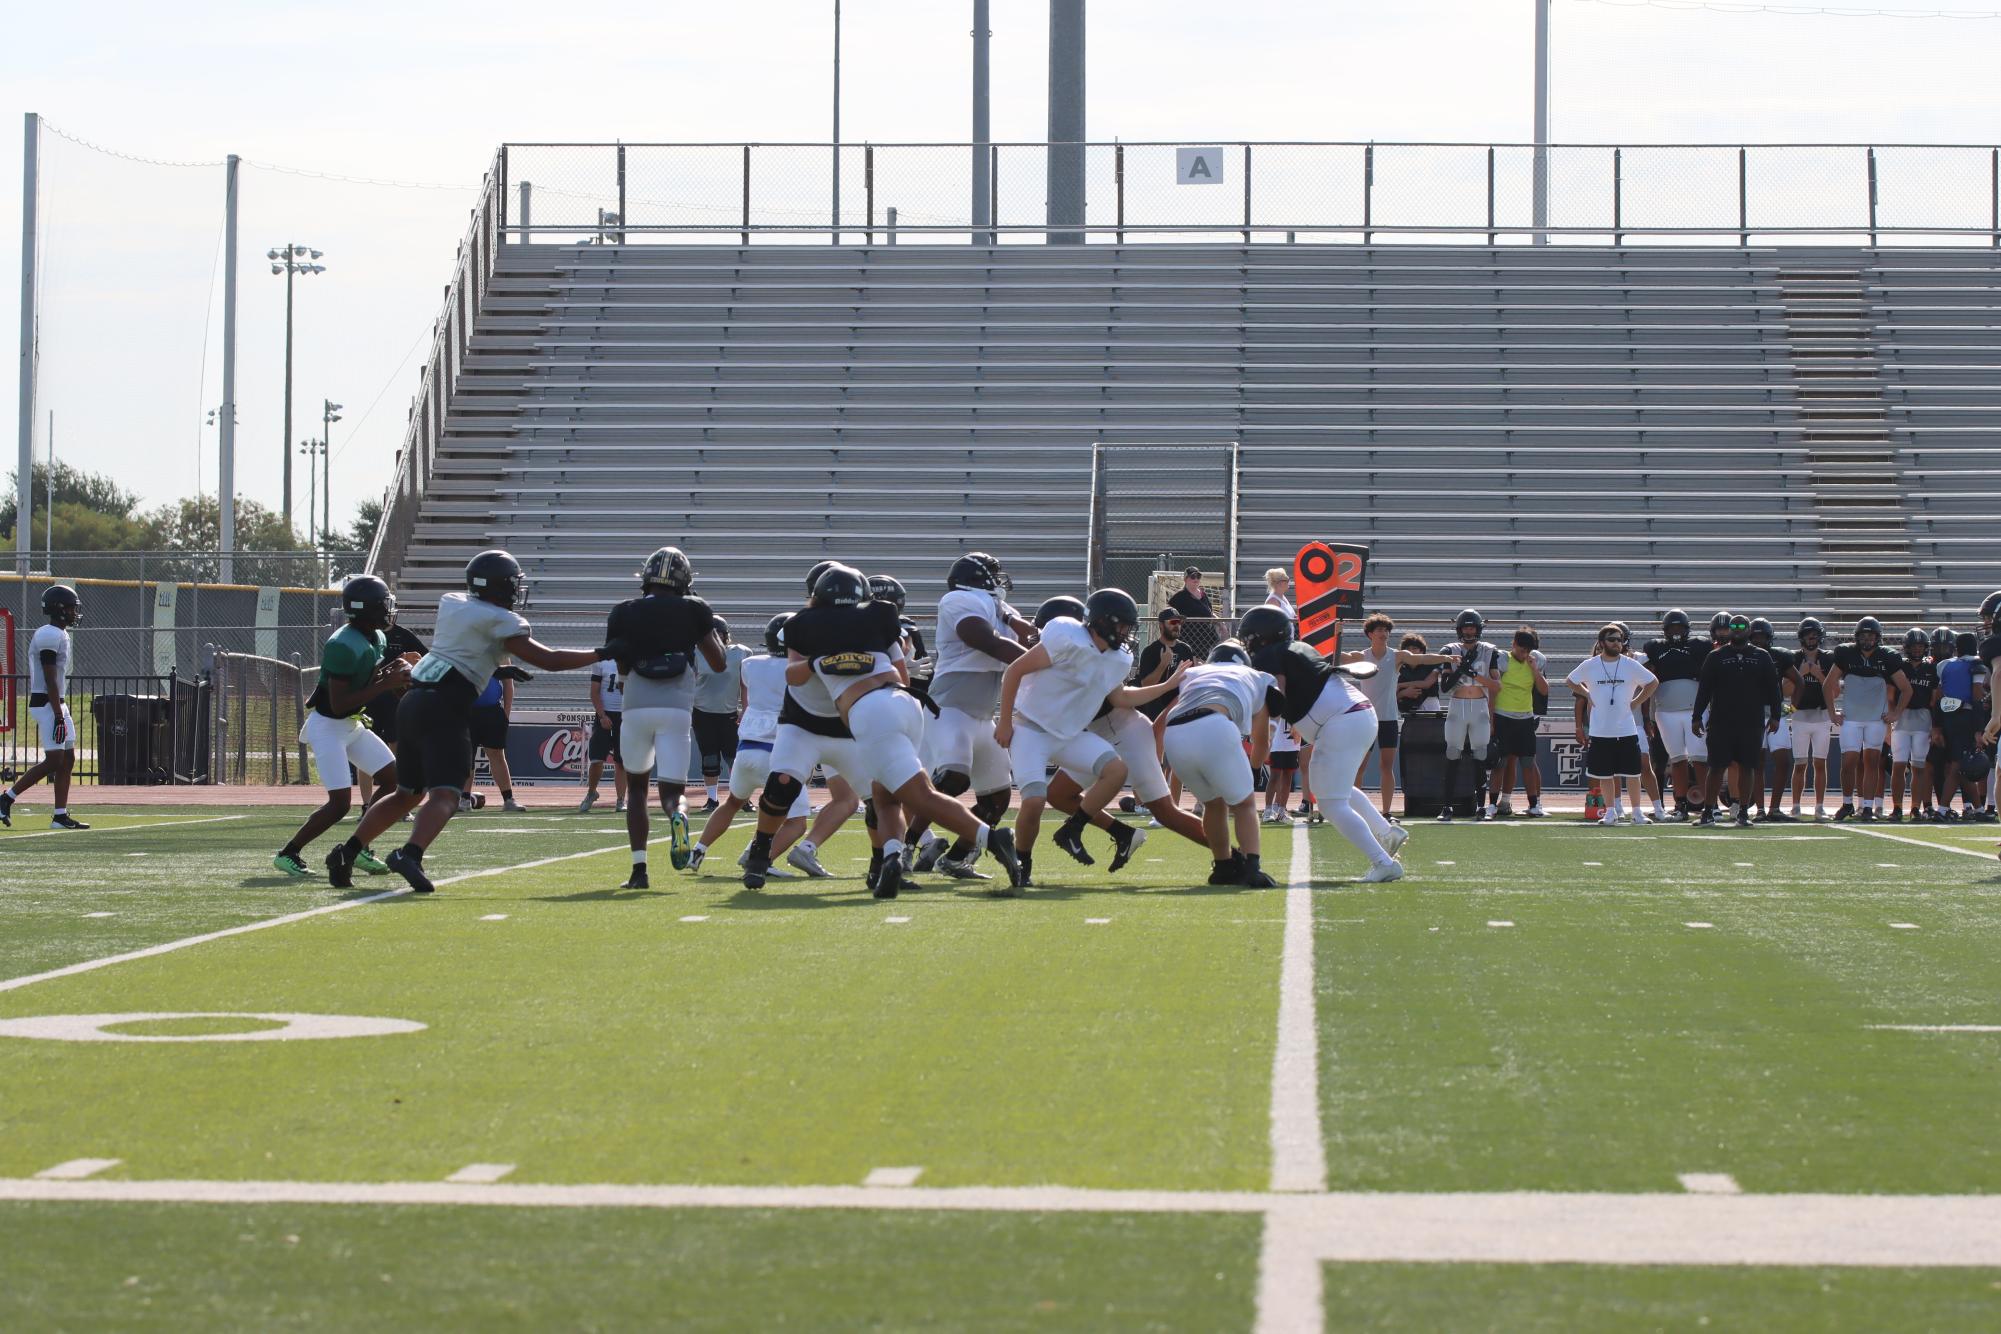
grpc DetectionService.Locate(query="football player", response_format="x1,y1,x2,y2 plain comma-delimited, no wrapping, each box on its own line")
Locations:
1788,617,1836,820
1978,590,2001,821
1161,641,1278,888
1888,628,1941,822
1826,616,1911,822
915,552,1034,878
691,617,751,812
1937,631,1986,818
688,613,808,876
1435,610,1501,822
273,577,411,877
1641,609,1710,820
1748,618,1802,821
1242,606,1408,880
0,585,89,831
1689,613,1782,828
330,550,615,893
996,589,1179,891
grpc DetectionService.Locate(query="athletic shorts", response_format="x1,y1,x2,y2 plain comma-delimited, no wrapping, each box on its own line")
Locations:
1940,711,1981,764
589,710,621,763
768,720,859,790
1770,716,1793,751
728,742,811,818
693,709,739,775
848,687,928,793
29,702,75,753
1655,709,1699,763
469,704,509,751
1304,705,1377,803
1443,696,1490,759
1083,706,1170,805
927,704,1013,794
1162,711,1256,806
1495,713,1539,759
1268,749,1299,772
1791,711,1833,761
1705,724,1765,771
1840,718,1888,753
1375,718,1400,751
1891,726,1932,765
1585,734,1643,780
394,685,475,796
621,705,692,781
302,711,395,791
1008,720,1116,799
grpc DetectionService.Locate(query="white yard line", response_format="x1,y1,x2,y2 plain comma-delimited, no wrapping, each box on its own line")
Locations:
32,1159,121,1181
862,1167,924,1187
1833,824,2001,862
0,841,642,996
445,1163,516,1184
0,814,248,843
1678,1173,1741,1195
1268,829,1327,1195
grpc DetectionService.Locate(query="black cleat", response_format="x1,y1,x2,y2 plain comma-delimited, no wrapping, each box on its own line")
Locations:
1696,810,1718,828
621,868,650,890
1856,809,1876,823
1107,823,1148,873
386,848,434,894
0,791,13,827
1734,806,1753,828
1833,802,1856,823
1013,852,1033,890
984,826,1023,889
1238,855,1277,889
873,855,903,899
50,813,89,830
742,840,772,890
1052,817,1096,866
1208,853,1245,886
325,843,355,890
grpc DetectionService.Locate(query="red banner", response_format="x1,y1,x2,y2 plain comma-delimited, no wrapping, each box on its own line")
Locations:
1293,541,1369,657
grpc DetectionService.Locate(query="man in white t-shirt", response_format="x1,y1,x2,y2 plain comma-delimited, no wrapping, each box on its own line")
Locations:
996,590,1183,890
1565,622,1660,827
0,585,89,831
579,658,626,814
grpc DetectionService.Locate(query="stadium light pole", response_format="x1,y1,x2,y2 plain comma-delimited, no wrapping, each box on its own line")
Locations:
17,112,40,578
1047,0,1086,245
321,399,341,568
219,155,239,582
831,0,841,244
1533,0,1551,246
972,0,992,245
299,438,321,546
269,244,325,537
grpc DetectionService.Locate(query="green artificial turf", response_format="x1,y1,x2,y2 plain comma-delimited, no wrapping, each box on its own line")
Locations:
1322,1261,2001,1332
0,1201,1262,1333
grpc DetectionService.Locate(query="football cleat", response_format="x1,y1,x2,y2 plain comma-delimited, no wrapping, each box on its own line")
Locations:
900,841,918,873
1012,852,1034,890
1238,856,1277,889
1381,823,1411,858
272,851,309,878
50,814,89,830
1630,811,1651,826
686,846,706,872
621,868,650,890
742,842,772,890
386,848,434,894
985,825,1023,887
934,854,991,881
1833,803,1855,822
354,847,390,875
873,856,903,900
0,791,13,826
577,792,599,813
1208,853,1245,886
787,844,832,879
668,811,692,870
1360,861,1406,884
1107,824,1146,873
502,799,527,814
1052,818,1096,865
325,843,355,890
913,835,949,873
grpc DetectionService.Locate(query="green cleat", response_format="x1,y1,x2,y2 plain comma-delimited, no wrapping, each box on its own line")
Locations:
272,851,309,878
668,809,692,871
353,846,390,875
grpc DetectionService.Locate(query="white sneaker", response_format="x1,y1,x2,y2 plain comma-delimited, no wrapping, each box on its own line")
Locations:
1146,817,1163,829
787,845,832,879
503,799,527,814
1192,801,1206,819
1814,806,1827,821
1600,813,1621,827
1360,861,1406,884
1629,811,1650,826
1526,802,1546,818
578,791,599,814
1487,802,1505,819
1381,824,1410,858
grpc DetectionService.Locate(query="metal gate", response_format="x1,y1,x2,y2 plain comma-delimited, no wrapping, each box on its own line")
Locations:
1087,441,1240,612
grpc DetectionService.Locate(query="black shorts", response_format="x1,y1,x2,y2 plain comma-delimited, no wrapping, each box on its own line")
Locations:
396,686,476,796
366,701,397,745
1585,734,1643,779
1375,719,1400,751
693,709,740,771
1269,749,1299,772
1705,724,1765,771
469,705,509,751
1495,714,1539,759
589,710,622,763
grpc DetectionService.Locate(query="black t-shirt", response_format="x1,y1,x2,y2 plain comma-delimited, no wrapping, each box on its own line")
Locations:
365,624,429,727
606,592,716,667
1167,589,1215,622
1642,637,1710,682
1397,662,1439,716
1134,637,1199,719
1793,647,1834,710
783,601,903,660
1691,643,1781,727
1252,640,1333,725
1981,633,2001,671
1903,657,1941,714
1831,644,1906,682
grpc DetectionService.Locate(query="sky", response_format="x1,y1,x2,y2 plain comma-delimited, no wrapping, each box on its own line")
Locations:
3,0,1998,546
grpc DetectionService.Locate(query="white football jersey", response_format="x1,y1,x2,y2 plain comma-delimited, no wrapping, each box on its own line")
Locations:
30,623,72,697
1017,617,1134,738
932,588,1017,679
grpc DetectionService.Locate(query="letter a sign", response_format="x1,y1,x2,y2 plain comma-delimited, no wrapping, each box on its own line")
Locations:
1176,147,1225,185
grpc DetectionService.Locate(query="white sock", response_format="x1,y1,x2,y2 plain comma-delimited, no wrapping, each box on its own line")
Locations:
631,849,647,866
53,807,66,817
798,840,816,856
883,838,903,857
706,784,718,801
1348,791,1395,843
3,787,16,800
974,823,991,852
1327,799,1393,867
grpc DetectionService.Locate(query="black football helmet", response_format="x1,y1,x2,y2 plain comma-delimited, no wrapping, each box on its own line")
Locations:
1239,605,1293,651
806,560,840,595
41,584,81,627
1749,617,1774,647
1798,616,1825,646
1854,616,1883,648
1980,589,2001,625
341,575,395,630
1034,595,1087,629
1084,588,1139,650
947,553,1002,592
971,551,1012,592
1709,612,1730,638
811,564,869,608
712,616,730,644
465,550,526,609
1455,609,1485,638
764,613,792,655
1931,626,1956,659
1663,609,1691,642
1901,627,1927,655
867,575,907,614
1208,639,1251,666
640,546,694,594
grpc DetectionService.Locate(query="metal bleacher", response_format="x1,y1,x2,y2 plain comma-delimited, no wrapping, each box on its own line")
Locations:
384,241,2001,674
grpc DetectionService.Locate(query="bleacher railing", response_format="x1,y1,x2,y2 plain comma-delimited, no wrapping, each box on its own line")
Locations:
497,141,2001,247
366,147,506,581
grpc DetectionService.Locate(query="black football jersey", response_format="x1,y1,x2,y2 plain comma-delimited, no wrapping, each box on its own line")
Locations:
1793,648,1834,710
606,592,715,661
1252,640,1334,725
1902,657,1940,713
1642,638,1709,682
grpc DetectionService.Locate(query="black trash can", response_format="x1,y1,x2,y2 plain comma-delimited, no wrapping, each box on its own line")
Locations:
1397,712,1482,818
91,694,173,785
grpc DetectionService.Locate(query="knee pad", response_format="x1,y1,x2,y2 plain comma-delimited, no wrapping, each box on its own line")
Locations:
971,790,1010,825
863,797,879,830
935,768,973,799
760,773,804,818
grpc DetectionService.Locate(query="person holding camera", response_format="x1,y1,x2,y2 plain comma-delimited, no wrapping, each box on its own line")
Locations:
1436,610,1502,822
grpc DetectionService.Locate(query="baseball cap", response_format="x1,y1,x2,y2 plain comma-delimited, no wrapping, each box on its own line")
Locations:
1159,607,1185,623
1182,566,1202,579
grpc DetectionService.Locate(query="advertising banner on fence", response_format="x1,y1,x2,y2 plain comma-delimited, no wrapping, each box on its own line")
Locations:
473,708,593,786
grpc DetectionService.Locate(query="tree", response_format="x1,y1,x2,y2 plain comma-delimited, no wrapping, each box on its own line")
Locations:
142,495,318,586
0,462,152,551
346,498,384,557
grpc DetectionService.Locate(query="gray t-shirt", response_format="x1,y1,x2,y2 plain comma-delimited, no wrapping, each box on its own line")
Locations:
1168,663,1274,738
932,668,1003,719
694,643,751,714
415,592,528,694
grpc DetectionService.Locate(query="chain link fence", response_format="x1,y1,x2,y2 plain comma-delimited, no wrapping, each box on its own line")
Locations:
498,141,2001,245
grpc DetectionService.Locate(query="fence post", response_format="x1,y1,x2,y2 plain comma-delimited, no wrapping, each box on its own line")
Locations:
1613,147,1623,245
742,145,752,246
1115,142,1125,244
1991,147,1998,248
864,144,875,244
1486,146,1496,245
1738,146,1749,247
498,145,508,237
886,206,898,245
615,142,627,244
989,144,999,242
1242,144,1253,245
1362,143,1375,245
1867,146,1879,247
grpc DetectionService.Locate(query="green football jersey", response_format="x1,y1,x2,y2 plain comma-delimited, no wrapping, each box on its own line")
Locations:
311,624,387,717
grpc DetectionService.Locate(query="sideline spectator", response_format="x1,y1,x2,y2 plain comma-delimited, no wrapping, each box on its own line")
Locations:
1396,633,1443,716
1691,613,1783,828
1262,567,1297,620
467,660,525,813
1137,609,1200,815
1566,623,1658,827
1169,566,1219,655
580,658,626,814
1491,626,1548,818
1344,613,1452,818
1264,714,1300,823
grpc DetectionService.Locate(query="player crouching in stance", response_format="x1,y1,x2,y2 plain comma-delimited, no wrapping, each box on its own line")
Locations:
751,565,1019,898
273,577,411,877
997,590,1182,891
0,585,88,831
1242,607,1408,882
606,546,728,889
328,550,616,893
1161,640,1278,888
